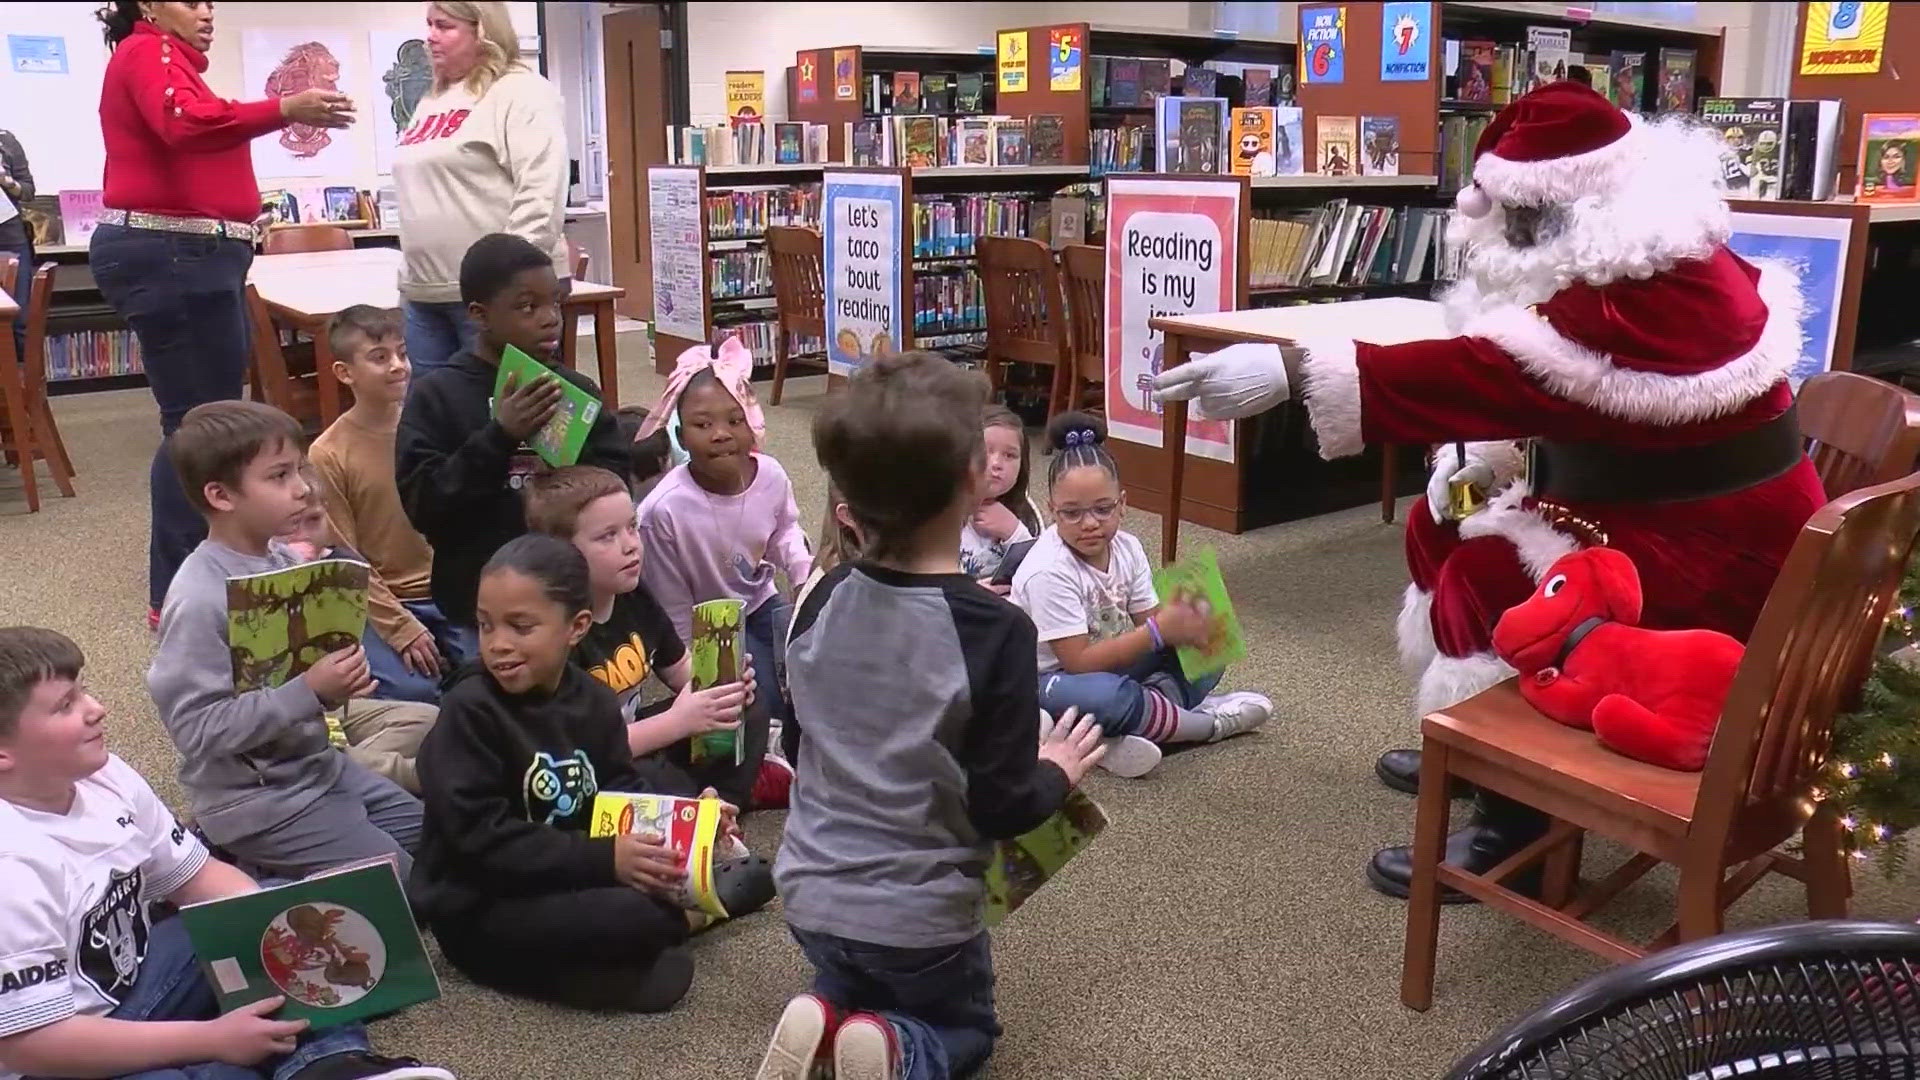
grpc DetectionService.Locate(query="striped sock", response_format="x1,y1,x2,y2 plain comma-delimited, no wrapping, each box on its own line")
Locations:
1141,688,1180,742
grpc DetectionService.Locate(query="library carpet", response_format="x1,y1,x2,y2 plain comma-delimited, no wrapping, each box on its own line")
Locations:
4,367,1916,1080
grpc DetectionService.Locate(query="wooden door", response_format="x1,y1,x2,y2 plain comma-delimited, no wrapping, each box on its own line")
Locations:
603,6,670,320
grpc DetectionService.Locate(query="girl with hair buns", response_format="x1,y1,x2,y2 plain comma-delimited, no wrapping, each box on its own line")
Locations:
1007,412,1272,778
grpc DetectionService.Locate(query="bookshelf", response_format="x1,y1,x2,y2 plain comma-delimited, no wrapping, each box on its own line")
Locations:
1787,0,1920,196
788,44,997,163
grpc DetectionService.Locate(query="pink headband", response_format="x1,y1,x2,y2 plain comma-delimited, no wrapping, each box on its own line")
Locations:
636,337,767,445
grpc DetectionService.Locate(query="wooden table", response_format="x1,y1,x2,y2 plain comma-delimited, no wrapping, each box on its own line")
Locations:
1153,298,1451,564
248,249,629,426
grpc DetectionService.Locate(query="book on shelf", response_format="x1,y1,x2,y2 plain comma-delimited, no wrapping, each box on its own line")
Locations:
1361,116,1401,177
958,119,993,166
179,859,438,1029
892,71,921,113
706,186,821,240
321,186,361,223
22,195,62,246
911,192,1035,258
1249,201,1452,291
46,329,144,381
994,120,1029,167
669,122,829,165
1028,115,1066,166
1244,67,1273,106
1857,114,1920,205
1526,26,1572,89
1048,196,1087,250
914,263,985,340
955,73,986,115
1156,97,1229,175
1183,66,1218,98
1783,99,1844,202
1090,124,1153,176
921,73,953,114
709,247,772,299
1439,112,1495,191
1657,47,1696,114
1699,98,1788,199
1231,107,1278,177
1315,116,1357,177
1455,41,1496,103
712,317,823,369
1608,51,1647,113
58,190,105,247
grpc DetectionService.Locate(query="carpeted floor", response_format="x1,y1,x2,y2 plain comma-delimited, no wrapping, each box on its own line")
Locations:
2,356,1916,1080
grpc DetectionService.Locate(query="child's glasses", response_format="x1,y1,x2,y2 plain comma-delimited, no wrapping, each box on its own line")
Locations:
1056,501,1121,525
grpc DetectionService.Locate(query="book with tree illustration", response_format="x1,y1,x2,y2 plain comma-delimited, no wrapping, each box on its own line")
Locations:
227,559,370,692
491,344,603,467
687,599,745,766
588,792,750,916
179,859,439,1028
1152,547,1246,680
984,788,1108,926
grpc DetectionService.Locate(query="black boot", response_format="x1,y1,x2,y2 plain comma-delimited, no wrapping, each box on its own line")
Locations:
1375,748,1470,798
1366,792,1548,903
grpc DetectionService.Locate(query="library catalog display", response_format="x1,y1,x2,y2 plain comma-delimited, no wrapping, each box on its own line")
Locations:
1104,176,1242,462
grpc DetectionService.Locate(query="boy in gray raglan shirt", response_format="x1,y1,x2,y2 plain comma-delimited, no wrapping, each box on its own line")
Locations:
147,401,421,882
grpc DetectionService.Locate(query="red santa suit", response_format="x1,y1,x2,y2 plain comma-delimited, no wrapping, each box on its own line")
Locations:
1153,82,1828,897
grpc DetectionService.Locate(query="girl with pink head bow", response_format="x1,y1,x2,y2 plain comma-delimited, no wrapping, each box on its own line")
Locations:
635,338,811,808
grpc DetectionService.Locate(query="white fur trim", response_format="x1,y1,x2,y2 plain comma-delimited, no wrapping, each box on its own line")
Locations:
1473,113,1643,207
1297,335,1363,459
1397,584,1436,681
1461,259,1804,426
1417,651,1518,716
1457,481,1581,581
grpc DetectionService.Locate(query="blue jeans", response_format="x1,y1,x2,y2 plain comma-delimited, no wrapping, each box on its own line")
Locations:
745,594,792,727
790,928,999,1080
362,599,459,703
402,300,478,378
78,912,369,1080
91,224,254,609
1037,648,1223,738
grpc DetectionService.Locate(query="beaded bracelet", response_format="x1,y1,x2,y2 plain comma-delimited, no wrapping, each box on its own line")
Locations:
1146,616,1164,651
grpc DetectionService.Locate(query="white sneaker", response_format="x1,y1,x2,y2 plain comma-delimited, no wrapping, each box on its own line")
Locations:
1199,692,1271,742
1095,734,1162,777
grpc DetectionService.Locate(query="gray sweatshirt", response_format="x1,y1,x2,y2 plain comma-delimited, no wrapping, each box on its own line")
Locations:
147,540,340,844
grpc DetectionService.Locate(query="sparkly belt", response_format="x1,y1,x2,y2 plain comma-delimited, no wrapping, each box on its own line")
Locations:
98,208,258,243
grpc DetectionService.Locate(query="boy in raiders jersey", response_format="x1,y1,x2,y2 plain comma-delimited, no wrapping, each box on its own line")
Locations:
0,627,450,1080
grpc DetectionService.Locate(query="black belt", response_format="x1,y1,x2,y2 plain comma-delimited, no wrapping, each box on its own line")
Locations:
1532,404,1804,505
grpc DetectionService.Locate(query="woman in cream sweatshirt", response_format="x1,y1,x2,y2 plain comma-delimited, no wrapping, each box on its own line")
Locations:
393,1,569,375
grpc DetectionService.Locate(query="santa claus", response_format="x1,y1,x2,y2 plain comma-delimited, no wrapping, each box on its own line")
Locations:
1152,81,1827,899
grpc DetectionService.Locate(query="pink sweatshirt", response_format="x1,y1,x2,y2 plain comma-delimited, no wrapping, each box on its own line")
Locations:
636,453,813,642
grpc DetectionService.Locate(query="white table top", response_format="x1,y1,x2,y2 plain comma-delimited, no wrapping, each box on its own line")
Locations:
249,248,622,319
1152,297,1449,346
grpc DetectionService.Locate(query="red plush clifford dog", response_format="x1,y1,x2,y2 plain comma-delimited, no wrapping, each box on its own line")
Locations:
1490,547,1745,772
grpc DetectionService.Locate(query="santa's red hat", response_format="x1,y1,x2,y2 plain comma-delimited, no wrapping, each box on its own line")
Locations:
1461,82,1638,209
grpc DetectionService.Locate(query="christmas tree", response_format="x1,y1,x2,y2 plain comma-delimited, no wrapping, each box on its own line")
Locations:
1824,553,1920,876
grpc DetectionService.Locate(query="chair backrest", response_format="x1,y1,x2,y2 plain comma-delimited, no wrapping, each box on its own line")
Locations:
978,236,1067,367
1059,244,1104,384
244,284,301,414
567,238,590,281
1690,470,1920,837
767,225,825,335
0,253,16,298
1445,920,1920,1080
1799,370,1920,498
22,262,56,399
263,224,353,255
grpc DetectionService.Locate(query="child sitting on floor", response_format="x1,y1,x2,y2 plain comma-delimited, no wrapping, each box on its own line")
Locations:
396,234,630,651
756,353,1106,1080
1009,411,1273,779
147,401,422,882
0,626,451,1080
525,465,787,810
308,304,457,701
412,535,773,1015
616,404,674,503
636,338,811,751
960,405,1042,586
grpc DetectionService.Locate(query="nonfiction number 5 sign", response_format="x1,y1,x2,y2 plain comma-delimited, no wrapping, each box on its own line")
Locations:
822,171,905,377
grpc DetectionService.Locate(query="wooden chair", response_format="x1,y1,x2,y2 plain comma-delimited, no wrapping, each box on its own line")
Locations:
244,284,326,434
1058,244,1105,414
978,235,1070,420
20,262,76,484
0,257,74,510
1400,468,1920,1010
1799,369,1920,498
567,238,590,282
263,224,353,255
766,225,826,406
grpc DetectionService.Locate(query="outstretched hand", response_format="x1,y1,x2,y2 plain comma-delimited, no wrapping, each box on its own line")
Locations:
1151,341,1299,421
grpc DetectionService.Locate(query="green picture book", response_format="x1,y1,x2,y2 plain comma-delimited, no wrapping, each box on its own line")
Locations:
1152,546,1246,680
179,859,440,1029
984,789,1108,926
687,599,745,767
491,344,603,467
227,559,371,692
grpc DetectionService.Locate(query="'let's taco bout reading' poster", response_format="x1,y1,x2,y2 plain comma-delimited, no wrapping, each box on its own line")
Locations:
823,171,904,377
1103,177,1242,462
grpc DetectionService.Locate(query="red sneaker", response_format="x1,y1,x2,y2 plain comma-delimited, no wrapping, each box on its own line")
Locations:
147,607,161,633
754,993,839,1080
833,1013,901,1080
751,754,794,810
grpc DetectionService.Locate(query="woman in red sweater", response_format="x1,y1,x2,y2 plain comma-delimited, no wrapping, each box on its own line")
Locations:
92,1,354,623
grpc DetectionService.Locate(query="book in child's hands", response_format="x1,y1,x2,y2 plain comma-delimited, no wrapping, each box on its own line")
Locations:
179,859,439,1029
588,792,751,916
227,559,371,692
984,789,1108,926
688,598,746,767
1152,546,1247,680
491,343,603,467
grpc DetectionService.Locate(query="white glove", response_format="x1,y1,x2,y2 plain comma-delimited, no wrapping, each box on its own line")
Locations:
1150,341,1292,421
